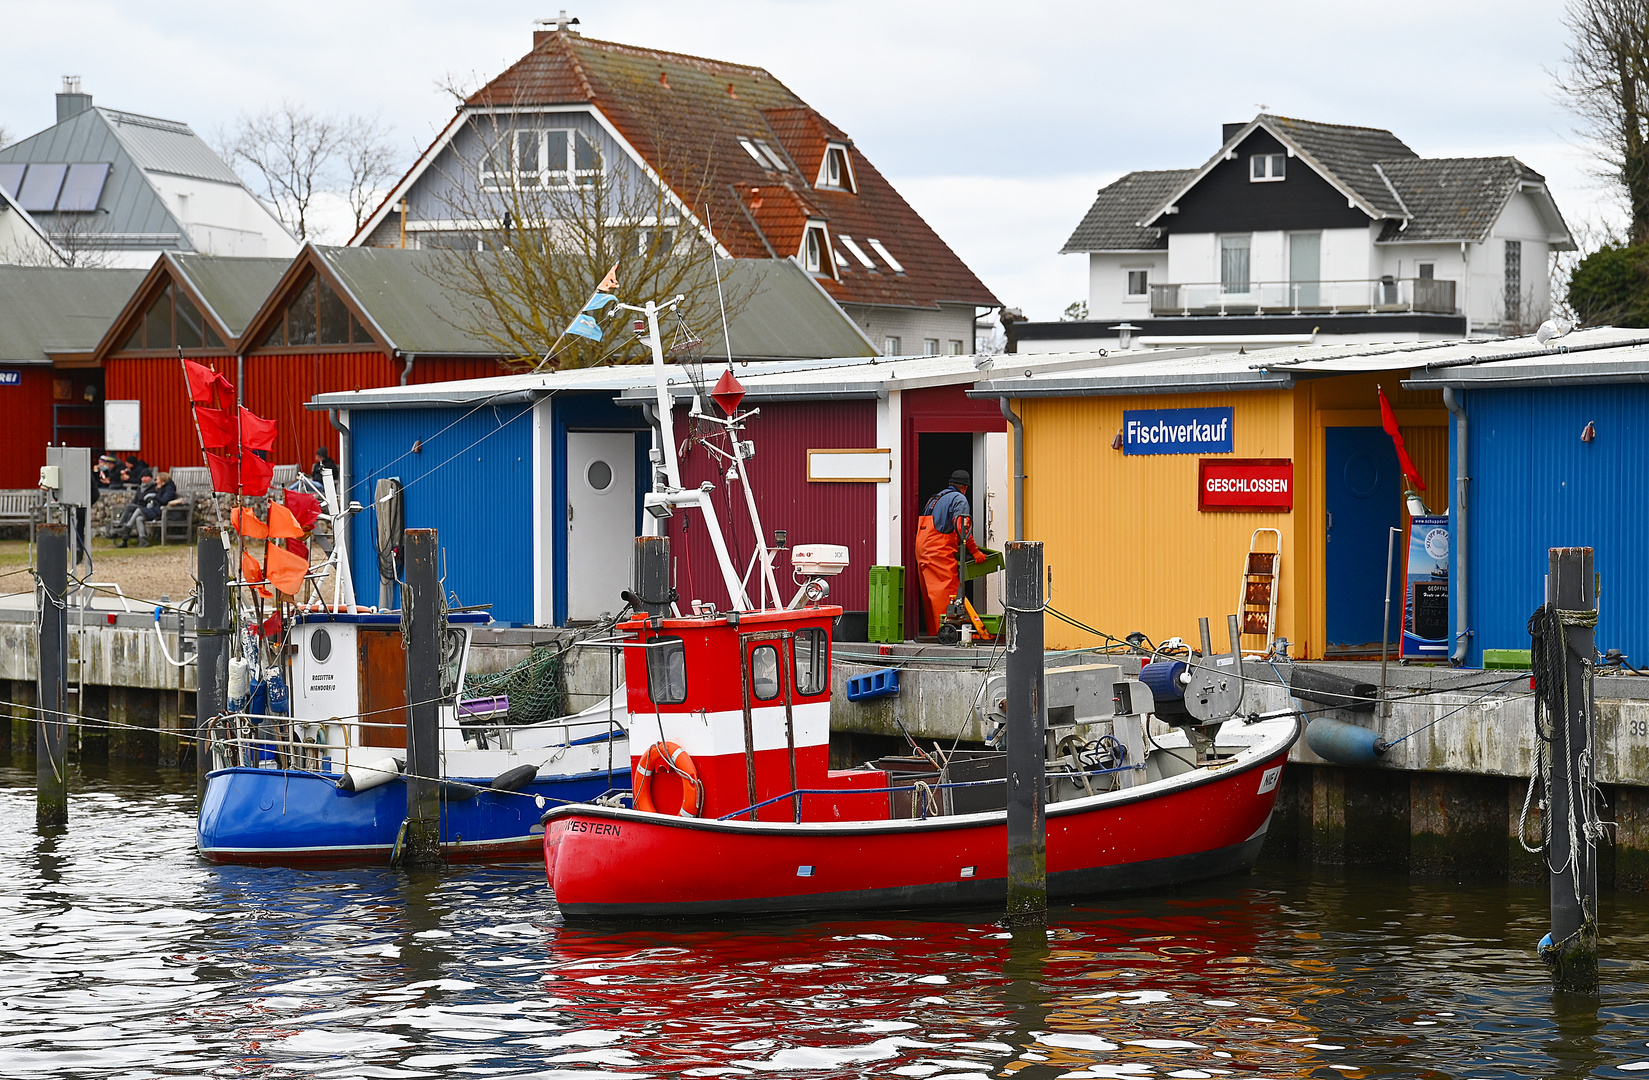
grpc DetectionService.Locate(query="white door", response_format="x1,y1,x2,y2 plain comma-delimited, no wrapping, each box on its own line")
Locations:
565,432,635,621
976,431,1011,616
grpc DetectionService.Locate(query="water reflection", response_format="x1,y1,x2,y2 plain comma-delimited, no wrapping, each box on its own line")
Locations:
2,758,1648,1078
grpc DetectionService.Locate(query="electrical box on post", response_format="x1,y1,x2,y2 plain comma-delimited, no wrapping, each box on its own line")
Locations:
45,446,92,507
39,465,60,491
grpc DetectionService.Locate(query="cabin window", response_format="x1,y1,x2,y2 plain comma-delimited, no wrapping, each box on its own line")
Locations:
119,284,225,352
793,628,828,696
1250,153,1285,181
750,645,782,701
259,272,375,349
645,636,688,704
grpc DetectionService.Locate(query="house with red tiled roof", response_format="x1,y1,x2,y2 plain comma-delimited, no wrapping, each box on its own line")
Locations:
351,18,998,356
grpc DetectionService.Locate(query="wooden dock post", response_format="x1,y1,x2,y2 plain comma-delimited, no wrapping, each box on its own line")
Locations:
632,536,672,617
36,524,69,827
196,529,230,799
1542,546,1599,993
402,528,443,869
1003,540,1047,925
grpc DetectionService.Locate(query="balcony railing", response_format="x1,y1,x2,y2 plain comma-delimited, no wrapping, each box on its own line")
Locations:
1149,277,1457,317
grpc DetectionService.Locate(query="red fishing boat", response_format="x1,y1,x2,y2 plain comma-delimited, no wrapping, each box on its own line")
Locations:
542,297,1301,921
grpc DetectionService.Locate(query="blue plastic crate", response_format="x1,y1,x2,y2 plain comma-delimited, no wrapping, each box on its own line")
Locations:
845,667,900,701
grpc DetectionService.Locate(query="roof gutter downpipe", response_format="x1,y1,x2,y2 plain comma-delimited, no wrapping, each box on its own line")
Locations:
328,407,351,510
398,351,414,386
1443,386,1469,666
999,396,1024,541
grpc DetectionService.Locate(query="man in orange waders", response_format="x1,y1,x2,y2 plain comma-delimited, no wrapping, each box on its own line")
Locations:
915,470,986,637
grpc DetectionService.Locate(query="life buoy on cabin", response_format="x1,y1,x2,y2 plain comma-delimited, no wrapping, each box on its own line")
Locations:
633,740,704,817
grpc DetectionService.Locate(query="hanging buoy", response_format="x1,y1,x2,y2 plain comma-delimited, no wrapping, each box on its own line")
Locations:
228,657,250,711
337,755,403,793
1305,718,1389,766
489,763,539,792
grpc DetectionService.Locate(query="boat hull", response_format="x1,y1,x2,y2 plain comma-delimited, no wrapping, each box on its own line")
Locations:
198,766,628,867
544,722,1297,920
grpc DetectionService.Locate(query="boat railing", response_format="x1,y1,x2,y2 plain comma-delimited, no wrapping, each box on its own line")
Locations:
717,761,1139,823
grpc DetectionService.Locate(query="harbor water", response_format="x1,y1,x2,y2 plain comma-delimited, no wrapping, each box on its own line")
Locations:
2,759,1648,1079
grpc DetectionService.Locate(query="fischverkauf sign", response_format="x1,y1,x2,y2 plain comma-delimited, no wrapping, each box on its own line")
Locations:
1123,407,1233,456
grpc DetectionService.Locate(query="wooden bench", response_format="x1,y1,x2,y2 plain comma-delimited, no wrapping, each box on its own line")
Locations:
142,502,195,546
0,489,45,539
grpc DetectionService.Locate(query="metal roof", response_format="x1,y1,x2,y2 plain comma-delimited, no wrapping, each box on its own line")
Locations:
0,265,148,363
1401,329,1649,389
100,109,241,184
168,254,289,337
314,246,515,357
692,258,877,360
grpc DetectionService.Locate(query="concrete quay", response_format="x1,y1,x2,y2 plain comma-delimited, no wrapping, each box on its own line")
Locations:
3,609,1645,888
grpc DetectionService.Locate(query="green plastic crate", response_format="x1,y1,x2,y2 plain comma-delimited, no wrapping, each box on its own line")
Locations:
868,565,904,644
1482,648,1532,670
962,547,1004,581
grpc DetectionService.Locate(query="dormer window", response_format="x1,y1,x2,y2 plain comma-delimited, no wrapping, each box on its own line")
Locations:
1250,153,1286,182
816,143,856,192
802,225,827,273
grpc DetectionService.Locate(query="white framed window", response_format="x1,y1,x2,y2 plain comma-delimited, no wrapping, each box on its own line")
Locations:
1220,234,1252,294
1250,153,1286,182
837,234,875,269
949,340,964,354
738,138,768,167
816,143,856,192
923,338,940,355
866,238,904,274
739,137,789,172
802,225,830,273
754,139,789,172
884,335,901,355
481,128,601,190
1126,269,1149,296
1417,262,1434,280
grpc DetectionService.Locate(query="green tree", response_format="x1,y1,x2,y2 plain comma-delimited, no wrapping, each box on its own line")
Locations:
1568,243,1649,325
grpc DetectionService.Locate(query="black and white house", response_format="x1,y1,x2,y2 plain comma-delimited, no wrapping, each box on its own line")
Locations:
1020,114,1574,352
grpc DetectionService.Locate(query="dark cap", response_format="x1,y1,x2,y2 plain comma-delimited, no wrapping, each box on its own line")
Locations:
949,469,971,487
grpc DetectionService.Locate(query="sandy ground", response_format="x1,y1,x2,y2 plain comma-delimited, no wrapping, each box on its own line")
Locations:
0,537,340,609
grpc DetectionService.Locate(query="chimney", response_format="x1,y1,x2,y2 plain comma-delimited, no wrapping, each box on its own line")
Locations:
1222,122,1246,145
533,10,579,44
57,76,93,122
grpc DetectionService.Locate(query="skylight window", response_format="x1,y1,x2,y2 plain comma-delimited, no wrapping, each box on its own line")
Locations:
837,234,875,269
753,140,789,172
866,238,904,274
738,138,769,167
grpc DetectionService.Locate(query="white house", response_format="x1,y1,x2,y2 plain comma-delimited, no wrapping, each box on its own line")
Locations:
1019,115,1574,353
0,79,299,269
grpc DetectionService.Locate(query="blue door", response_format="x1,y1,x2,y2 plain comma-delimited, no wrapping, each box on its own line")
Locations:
1325,427,1402,653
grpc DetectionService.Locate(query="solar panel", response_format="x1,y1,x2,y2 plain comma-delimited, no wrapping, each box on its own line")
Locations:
17,163,67,211
0,163,24,200
55,162,110,211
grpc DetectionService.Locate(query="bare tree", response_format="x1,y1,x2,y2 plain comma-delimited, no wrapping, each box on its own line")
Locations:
0,124,11,149
1558,0,1649,242
424,95,751,371
224,104,400,241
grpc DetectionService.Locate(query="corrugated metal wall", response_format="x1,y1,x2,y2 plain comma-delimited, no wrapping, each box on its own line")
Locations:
1020,389,1302,653
409,357,509,385
0,367,57,488
348,404,535,624
1462,384,1649,666
667,401,877,613
105,355,236,471
246,351,402,467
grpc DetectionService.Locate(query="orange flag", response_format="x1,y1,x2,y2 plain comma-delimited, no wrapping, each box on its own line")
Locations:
239,551,272,598
230,506,269,538
265,542,310,596
266,501,305,539
597,262,619,291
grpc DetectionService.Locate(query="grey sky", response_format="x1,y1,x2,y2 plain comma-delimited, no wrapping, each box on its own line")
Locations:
0,0,1613,319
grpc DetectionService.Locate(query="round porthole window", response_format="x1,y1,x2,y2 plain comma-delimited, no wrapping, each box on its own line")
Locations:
310,627,332,663
586,460,614,492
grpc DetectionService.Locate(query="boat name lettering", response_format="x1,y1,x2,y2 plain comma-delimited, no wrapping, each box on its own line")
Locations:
568,820,622,836
311,674,334,681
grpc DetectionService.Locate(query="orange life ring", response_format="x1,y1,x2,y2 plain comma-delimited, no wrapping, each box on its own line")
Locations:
633,740,704,817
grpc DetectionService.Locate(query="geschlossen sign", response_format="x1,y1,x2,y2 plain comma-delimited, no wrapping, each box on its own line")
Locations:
1123,407,1233,455
1198,458,1293,512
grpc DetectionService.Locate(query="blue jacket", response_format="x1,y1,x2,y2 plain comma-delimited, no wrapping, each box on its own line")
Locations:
925,486,971,534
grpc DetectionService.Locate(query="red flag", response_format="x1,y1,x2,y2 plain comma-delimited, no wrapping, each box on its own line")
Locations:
1378,386,1425,492
184,360,232,406
206,451,273,497
286,536,309,560
195,406,238,451
265,542,310,596
238,407,278,453
282,489,322,531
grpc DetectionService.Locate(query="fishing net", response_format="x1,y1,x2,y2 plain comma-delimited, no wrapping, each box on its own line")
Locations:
461,645,563,726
